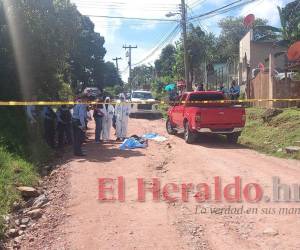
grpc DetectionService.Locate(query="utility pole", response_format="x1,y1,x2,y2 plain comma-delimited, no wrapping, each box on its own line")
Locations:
180,0,190,91
123,45,137,93
112,57,122,72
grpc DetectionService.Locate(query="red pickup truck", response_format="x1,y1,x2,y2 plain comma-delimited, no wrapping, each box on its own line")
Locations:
166,91,246,144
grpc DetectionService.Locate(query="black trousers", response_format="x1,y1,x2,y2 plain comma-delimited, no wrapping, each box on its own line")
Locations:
72,119,85,155
57,122,72,148
44,119,55,148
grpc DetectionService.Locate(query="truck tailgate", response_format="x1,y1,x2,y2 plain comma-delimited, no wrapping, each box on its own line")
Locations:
199,107,244,125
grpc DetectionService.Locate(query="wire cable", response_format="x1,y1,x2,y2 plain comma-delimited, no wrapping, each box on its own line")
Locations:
132,25,181,66
85,14,177,22
189,0,257,21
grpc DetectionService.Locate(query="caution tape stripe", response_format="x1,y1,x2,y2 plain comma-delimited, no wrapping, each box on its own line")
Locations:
0,99,300,106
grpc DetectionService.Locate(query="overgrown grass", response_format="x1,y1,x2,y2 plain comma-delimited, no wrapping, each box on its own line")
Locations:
240,107,300,160
0,147,38,237
0,108,53,240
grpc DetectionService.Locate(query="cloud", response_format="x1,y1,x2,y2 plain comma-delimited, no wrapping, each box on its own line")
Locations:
71,0,179,40
240,0,291,26
128,22,157,31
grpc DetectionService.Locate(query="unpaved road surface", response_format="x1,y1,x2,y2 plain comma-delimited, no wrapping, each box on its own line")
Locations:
20,118,300,250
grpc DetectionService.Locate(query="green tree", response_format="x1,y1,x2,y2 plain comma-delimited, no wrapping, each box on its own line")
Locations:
131,65,154,90
0,0,110,100
103,62,122,88
69,16,107,93
251,1,300,48
277,0,300,43
174,25,217,82
154,44,176,77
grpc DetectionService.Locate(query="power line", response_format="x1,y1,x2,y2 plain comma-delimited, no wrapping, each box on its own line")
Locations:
189,0,208,9
120,65,129,74
85,14,177,22
112,57,122,72
123,45,138,92
75,4,179,11
189,0,257,21
73,1,179,8
132,25,181,67
187,4,208,33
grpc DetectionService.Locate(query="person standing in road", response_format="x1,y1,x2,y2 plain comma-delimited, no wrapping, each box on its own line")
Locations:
41,105,56,148
115,93,130,141
93,102,104,143
56,105,72,148
72,95,87,156
102,97,114,141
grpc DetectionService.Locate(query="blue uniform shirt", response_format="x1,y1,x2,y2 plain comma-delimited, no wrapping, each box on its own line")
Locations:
72,104,87,127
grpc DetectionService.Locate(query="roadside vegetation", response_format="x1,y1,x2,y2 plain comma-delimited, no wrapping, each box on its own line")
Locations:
240,107,300,160
0,108,52,239
0,148,38,238
0,0,120,241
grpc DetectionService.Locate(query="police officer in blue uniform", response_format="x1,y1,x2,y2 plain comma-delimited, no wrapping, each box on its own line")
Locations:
72,95,88,156
56,105,72,148
41,106,57,148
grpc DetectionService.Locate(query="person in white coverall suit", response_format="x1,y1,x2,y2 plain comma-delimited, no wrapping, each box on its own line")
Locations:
101,97,114,140
115,93,130,141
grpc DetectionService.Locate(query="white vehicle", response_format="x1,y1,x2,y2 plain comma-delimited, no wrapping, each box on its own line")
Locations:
252,68,296,80
130,90,161,118
273,69,296,80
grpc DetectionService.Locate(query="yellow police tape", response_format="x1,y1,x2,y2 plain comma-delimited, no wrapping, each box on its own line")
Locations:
0,99,299,106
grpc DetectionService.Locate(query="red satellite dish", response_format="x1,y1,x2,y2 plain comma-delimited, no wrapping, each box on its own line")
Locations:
287,41,300,61
243,14,255,28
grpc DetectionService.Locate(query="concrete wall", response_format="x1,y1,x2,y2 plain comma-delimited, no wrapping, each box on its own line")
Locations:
250,72,270,108
250,72,300,108
250,42,285,70
239,31,252,63
239,30,286,85
273,80,300,108
239,31,252,84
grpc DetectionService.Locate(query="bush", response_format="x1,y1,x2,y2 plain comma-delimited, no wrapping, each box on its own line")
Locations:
0,108,52,164
0,107,53,239
240,108,300,159
0,147,38,239
58,82,75,101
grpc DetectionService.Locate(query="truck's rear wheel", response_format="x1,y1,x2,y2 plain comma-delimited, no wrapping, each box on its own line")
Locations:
166,118,177,135
227,133,239,144
184,121,197,144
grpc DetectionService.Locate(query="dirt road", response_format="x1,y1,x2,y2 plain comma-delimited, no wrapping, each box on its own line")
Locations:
21,118,300,250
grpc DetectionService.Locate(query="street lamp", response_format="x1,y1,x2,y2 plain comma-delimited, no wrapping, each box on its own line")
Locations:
165,12,180,18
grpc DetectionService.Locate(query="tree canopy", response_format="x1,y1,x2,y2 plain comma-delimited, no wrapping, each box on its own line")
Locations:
0,0,121,101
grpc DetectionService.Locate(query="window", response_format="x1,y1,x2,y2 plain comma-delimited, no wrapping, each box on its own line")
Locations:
132,92,153,99
188,93,224,102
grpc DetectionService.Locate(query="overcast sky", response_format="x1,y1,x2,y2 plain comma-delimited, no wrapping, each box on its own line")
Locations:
70,0,293,82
